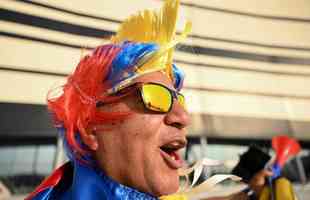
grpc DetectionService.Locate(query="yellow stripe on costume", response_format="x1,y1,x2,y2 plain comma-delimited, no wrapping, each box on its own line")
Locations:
259,177,298,200
160,194,188,200
259,186,271,200
275,177,297,200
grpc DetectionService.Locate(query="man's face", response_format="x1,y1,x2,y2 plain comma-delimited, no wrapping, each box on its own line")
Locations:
91,71,190,197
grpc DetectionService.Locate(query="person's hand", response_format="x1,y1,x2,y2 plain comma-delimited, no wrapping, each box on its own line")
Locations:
249,169,273,195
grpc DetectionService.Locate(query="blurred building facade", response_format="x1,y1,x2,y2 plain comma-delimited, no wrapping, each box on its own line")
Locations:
1,0,310,198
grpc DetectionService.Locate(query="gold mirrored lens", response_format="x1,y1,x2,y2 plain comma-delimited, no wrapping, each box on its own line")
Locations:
141,84,172,112
177,94,186,108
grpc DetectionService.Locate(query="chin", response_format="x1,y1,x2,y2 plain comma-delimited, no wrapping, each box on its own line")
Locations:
152,173,179,197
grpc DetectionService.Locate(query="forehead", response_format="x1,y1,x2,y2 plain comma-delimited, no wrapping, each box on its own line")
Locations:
133,71,175,90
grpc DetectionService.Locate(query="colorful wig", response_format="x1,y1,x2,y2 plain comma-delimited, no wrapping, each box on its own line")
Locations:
47,0,191,162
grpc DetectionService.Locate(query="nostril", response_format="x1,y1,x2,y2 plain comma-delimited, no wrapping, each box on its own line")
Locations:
170,122,184,129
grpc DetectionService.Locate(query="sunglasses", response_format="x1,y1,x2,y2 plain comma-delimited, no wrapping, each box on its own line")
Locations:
106,82,186,113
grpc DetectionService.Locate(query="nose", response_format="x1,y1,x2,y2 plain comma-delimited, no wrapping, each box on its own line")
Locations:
164,99,191,129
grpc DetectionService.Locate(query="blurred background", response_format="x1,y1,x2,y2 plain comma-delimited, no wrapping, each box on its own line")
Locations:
0,0,310,199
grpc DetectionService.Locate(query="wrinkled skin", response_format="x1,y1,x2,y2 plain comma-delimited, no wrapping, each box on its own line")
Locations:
83,71,190,197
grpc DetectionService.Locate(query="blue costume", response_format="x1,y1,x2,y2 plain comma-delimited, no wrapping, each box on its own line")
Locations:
26,161,157,200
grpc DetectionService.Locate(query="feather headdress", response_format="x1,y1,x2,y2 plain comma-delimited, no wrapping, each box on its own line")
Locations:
109,0,191,93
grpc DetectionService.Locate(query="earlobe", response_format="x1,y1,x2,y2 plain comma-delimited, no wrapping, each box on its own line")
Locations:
81,127,99,151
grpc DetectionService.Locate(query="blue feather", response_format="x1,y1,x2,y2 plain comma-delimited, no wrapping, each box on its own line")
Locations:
107,41,159,84
172,63,185,91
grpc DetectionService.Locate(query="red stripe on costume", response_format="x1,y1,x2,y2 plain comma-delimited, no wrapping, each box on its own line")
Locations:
25,162,71,200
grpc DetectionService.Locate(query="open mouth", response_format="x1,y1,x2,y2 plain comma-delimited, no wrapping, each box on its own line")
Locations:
160,141,185,169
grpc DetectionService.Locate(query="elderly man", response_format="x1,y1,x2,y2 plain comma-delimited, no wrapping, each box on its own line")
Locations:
26,0,191,199
26,0,271,199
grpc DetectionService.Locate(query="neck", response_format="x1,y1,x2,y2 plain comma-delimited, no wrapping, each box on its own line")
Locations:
63,161,158,200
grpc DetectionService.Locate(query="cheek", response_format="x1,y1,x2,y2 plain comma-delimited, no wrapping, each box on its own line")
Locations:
119,114,165,139
115,114,165,163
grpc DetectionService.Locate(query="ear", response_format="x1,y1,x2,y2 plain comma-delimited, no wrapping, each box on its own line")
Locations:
80,126,99,151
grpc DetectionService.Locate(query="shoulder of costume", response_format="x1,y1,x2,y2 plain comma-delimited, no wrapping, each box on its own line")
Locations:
25,162,73,200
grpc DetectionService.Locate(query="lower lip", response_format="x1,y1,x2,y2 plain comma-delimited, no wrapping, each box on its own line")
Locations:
160,149,184,169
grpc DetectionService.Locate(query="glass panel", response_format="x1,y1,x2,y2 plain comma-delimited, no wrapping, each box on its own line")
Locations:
0,145,56,195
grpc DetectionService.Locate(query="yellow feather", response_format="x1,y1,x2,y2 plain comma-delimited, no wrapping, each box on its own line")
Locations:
112,0,179,44
111,0,191,81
